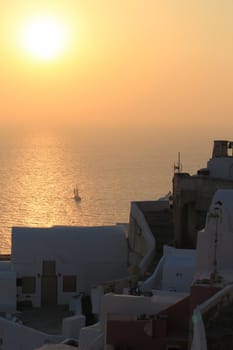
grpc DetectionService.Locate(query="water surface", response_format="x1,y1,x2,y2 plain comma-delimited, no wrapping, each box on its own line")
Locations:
0,126,210,253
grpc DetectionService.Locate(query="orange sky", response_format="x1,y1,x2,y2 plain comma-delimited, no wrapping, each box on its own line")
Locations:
0,0,233,132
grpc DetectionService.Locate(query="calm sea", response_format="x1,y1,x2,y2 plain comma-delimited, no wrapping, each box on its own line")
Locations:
0,126,211,253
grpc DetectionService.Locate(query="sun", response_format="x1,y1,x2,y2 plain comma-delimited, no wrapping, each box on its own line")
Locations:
19,15,69,60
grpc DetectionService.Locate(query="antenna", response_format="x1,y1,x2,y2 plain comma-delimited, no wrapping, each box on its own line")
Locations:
174,152,182,173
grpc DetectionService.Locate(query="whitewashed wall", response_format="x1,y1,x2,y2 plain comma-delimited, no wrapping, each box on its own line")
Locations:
12,226,128,307
0,317,64,350
0,272,16,313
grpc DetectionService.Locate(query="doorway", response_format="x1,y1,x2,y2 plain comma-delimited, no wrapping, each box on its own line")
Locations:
41,260,57,306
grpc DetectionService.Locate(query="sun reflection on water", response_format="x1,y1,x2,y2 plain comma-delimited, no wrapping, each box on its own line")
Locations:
0,127,204,254
0,130,83,253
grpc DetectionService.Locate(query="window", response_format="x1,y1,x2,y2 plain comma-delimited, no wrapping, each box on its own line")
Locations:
63,275,76,292
22,277,36,294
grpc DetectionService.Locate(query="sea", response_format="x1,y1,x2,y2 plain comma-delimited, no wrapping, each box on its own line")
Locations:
0,125,212,254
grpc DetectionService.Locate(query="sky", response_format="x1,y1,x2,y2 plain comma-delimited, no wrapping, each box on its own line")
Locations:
0,0,233,134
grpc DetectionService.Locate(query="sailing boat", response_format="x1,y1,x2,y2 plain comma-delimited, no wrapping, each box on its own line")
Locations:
73,186,81,201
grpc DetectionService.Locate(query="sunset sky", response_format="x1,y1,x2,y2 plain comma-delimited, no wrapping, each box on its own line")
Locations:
1,0,233,133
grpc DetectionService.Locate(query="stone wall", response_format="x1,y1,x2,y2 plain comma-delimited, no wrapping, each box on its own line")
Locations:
173,173,233,248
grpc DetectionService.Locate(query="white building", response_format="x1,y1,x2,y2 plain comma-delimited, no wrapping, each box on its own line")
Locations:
12,225,128,307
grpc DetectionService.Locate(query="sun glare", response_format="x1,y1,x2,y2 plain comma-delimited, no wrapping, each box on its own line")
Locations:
19,15,68,60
